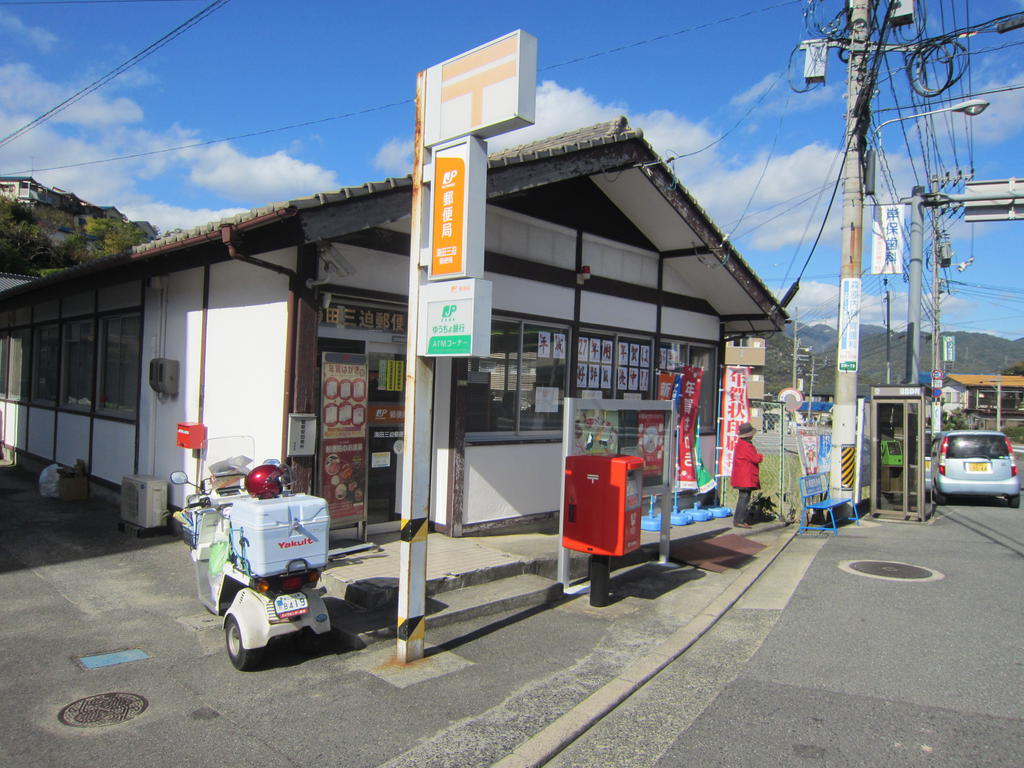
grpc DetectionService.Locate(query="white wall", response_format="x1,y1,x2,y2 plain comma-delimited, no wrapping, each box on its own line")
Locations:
55,411,90,467
489,273,575,320
580,292,657,332
464,442,562,523
202,252,292,463
27,406,54,459
91,419,137,484
430,358,452,525
138,248,296,506
487,208,576,269
661,306,719,341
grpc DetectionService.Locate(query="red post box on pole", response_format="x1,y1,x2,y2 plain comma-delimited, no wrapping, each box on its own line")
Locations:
563,455,644,606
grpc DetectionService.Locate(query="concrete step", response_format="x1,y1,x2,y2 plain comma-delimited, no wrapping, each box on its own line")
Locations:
328,573,563,650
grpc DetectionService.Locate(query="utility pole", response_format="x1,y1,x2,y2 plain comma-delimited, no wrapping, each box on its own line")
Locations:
884,276,891,384
930,177,944,433
792,308,799,389
831,0,872,498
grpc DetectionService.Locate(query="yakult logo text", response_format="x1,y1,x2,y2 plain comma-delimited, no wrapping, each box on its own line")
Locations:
278,537,314,549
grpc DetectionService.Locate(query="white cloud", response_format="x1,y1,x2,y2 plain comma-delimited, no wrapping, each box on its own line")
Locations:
186,143,339,203
0,11,56,53
0,63,144,130
731,74,778,107
118,200,248,234
372,137,413,176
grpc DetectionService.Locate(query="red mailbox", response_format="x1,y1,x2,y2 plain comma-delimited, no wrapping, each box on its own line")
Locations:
176,421,207,450
563,454,644,557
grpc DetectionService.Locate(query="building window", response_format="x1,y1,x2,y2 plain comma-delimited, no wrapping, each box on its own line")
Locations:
61,319,95,408
659,340,718,430
466,319,568,435
575,332,652,398
31,324,59,404
98,314,140,415
8,328,30,400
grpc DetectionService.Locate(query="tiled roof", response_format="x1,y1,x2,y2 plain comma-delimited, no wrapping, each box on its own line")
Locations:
947,374,1024,388
0,272,34,292
133,118,644,257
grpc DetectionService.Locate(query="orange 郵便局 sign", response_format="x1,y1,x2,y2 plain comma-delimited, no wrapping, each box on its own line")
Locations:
431,154,466,277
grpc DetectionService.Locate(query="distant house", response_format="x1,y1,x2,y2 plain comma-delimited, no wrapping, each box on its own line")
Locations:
942,374,1024,429
0,176,154,243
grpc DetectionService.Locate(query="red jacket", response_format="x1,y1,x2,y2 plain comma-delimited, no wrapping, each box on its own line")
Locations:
731,437,763,489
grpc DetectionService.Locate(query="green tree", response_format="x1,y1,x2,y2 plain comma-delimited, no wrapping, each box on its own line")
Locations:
1002,361,1024,376
0,198,55,275
84,217,147,257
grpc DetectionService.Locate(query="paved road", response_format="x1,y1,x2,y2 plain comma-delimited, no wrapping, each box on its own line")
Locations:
549,500,1024,767
0,464,787,768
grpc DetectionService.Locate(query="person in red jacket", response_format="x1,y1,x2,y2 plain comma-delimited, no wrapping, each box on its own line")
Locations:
730,422,763,529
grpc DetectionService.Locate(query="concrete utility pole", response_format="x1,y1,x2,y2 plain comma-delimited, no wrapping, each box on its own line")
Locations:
831,0,872,498
792,309,799,389
930,177,944,433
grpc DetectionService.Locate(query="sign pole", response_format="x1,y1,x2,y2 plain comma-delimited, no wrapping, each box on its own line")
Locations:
397,69,432,664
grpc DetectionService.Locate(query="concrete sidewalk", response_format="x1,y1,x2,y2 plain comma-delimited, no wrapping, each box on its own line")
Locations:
0,460,791,648
0,460,805,768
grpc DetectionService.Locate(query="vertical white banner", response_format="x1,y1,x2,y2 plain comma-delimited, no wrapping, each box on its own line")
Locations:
871,204,903,275
837,277,861,372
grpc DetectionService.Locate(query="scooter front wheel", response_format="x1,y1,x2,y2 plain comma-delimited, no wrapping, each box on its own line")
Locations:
225,614,264,671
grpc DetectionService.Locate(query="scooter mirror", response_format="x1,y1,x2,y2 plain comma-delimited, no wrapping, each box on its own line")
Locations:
169,471,190,486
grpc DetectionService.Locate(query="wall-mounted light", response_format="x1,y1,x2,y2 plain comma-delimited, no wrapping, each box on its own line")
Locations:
577,265,591,285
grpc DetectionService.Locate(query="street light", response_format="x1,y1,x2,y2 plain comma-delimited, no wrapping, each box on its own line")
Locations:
868,98,990,390
871,98,989,142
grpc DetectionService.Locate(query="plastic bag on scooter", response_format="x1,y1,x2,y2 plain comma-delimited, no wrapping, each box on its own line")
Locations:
208,540,230,579
39,464,60,498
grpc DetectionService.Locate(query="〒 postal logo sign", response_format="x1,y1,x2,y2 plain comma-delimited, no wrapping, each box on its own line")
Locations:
424,30,537,147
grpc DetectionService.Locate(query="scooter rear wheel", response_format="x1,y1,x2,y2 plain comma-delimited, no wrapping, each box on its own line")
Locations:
225,615,263,671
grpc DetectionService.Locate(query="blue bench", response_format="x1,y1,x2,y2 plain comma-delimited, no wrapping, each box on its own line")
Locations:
798,473,856,535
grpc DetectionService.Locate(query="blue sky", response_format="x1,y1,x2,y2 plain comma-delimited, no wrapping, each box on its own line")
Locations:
1,0,1023,341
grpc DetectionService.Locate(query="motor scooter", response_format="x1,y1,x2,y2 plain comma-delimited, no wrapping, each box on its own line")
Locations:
170,442,332,670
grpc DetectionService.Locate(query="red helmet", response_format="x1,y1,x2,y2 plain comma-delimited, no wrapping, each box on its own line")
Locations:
245,463,290,499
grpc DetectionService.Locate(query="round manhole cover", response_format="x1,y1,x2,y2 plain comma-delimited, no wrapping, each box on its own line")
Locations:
839,560,944,582
58,692,148,728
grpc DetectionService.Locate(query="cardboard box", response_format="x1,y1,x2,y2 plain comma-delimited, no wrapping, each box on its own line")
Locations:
58,460,88,501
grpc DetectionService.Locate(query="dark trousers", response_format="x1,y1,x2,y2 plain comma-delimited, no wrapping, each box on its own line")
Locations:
734,488,754,525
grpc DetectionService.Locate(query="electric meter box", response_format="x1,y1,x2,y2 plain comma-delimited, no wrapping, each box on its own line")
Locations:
562,454,644,557
229,494,330,577
176,421,207,450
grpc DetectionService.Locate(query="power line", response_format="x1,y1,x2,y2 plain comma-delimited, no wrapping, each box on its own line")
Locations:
0,0,231,150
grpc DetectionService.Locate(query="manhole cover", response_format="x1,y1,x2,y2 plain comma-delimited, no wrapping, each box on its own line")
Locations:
839,560,944,582
58,692,148,728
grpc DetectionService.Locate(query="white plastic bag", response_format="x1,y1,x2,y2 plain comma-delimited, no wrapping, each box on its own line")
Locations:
39,464,60,498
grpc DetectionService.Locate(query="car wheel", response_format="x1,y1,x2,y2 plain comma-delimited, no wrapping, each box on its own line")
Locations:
1008,494,1020,509
932,488,946,506
225,615,263,671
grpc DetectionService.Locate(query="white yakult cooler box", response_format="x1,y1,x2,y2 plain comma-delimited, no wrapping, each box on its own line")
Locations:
229,493,330,577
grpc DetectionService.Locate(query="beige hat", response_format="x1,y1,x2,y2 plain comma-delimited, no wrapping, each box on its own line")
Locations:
738,422,755,438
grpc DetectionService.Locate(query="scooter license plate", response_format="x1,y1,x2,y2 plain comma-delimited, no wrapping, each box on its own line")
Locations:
274,592,309,619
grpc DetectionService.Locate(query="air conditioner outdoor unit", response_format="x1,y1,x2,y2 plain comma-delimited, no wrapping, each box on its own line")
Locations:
121,475,168,528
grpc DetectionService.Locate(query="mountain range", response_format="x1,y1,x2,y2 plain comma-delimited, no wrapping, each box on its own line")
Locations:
762,324,1024,397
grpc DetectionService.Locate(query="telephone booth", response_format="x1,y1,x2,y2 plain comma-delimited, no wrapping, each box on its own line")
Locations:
870,385,930,521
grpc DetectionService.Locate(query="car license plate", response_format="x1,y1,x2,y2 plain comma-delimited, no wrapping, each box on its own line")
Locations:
274,592,309,619
966,462,990,473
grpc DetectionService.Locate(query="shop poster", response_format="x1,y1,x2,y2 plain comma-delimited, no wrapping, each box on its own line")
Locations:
796,427,832,475
321,352,368,525
638,410,666,478
716,365,750,478
573,409,619,455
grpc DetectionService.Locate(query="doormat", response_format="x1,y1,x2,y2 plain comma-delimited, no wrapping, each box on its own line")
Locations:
669,533,766,573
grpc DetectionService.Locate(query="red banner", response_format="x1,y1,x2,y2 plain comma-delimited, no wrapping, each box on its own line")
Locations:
676,366,703,488
716,365,750,477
